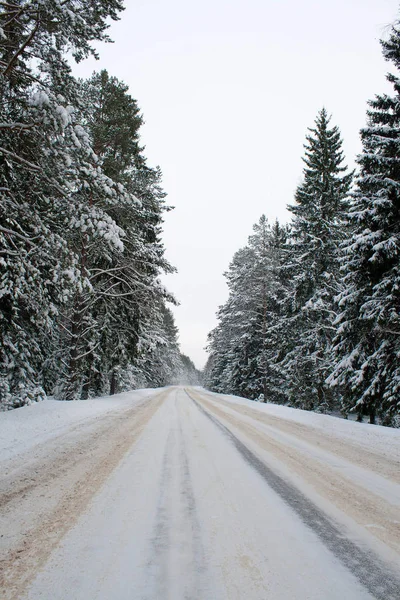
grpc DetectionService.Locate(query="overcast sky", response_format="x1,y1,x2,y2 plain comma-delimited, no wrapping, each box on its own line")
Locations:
73,0,399,369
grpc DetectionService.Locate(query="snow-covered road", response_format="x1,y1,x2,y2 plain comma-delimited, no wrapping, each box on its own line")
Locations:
1,387,399,600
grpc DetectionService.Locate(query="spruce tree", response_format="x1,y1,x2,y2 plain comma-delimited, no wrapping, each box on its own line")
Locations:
329,23,400,425
283,109,352,411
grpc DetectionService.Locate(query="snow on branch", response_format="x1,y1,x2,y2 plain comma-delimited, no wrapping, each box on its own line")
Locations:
0,122,36,130
2,18,40,78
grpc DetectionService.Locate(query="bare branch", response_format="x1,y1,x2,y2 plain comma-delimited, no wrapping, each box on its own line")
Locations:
0,146,41,171
3,17,40,78
0,225,36,246
74,341,102,362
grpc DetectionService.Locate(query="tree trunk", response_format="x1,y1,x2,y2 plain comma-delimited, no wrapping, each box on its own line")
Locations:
263,377,268,402
110,369,118,395
369,407,376,425
81,376,90,400
64,305,82,400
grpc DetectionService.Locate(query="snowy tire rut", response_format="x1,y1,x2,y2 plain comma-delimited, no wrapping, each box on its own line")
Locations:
143,402,207,599
187,389,400,600
189,390,400,552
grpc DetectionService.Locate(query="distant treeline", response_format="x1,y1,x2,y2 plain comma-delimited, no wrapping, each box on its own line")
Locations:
205,18,400,427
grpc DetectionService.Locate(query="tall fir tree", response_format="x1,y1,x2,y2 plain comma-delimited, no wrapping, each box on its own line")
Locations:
282,109,352,411
329,22,400,425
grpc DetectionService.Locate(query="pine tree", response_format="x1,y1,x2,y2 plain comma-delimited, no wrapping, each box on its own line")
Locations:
206,217,288,401
0,1,126,407
76,71,175,396
206,245,256,397
329,23,400,425
137,304,182,388
282,109,352,411
80,70,145,179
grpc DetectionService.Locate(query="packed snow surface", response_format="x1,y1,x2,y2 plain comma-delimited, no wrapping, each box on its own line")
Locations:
206,389,400,463
0,387,399,600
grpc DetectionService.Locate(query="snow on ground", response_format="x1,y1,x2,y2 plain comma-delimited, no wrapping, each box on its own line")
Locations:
201,388,400,463
1,386,399,600
19,388,385,600
0,389,157,461
188,388,400,564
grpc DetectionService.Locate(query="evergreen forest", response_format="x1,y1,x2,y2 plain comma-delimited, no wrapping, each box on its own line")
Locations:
1,2,400,427
0,1,200,409
205,21,400,427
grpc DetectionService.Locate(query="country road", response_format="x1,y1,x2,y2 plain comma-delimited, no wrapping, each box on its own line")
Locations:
1,387,399,600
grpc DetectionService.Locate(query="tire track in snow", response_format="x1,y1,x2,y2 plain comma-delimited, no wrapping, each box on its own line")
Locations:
194,391,400,554
143,393,207,599
187,389,400,600
144,427,173,598
178,417,207,597
200,390,400,483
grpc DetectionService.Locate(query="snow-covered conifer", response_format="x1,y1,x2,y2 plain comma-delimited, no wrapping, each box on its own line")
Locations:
282,109,352,412
0,0,125,407
206,217,288,401
329,23,400,425
76,71,175,396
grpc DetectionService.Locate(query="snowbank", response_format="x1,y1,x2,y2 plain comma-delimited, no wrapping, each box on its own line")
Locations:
0,389,157,461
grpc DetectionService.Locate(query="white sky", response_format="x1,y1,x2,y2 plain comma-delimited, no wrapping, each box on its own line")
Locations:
72,0,399,369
